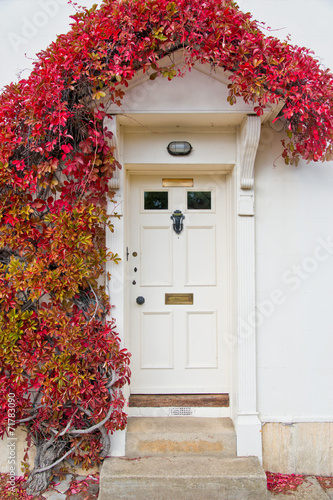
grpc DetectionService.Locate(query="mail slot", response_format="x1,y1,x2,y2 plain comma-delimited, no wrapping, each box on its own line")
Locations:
165,293,193,305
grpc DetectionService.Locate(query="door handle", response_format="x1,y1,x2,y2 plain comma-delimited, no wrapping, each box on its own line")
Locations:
136,296,145,305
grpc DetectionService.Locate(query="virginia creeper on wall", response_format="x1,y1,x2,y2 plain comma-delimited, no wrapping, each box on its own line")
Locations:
1,0,333,494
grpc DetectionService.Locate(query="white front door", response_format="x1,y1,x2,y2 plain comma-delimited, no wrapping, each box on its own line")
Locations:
129,174,228,394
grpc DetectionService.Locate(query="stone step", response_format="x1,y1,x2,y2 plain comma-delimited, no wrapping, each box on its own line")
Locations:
125,417,237,457
98,455,268,500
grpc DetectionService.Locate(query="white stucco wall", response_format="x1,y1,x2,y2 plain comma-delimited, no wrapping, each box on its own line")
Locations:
1,0,333,423
255,128,333,420
0,0,101,90
238,0,333,72
238,0,333,421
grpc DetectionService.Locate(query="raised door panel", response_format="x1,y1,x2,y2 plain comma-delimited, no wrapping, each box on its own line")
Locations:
140,312,173,369
186,311,218,368
185,226,216,286
140,226,173,286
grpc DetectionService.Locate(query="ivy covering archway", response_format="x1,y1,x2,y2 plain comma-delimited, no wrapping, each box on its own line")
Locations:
1,0,332,494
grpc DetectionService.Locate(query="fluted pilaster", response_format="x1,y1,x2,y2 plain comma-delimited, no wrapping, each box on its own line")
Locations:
235,114,262,460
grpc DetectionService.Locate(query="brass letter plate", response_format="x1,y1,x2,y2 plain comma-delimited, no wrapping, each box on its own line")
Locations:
165,293,193,305
162,178,194,187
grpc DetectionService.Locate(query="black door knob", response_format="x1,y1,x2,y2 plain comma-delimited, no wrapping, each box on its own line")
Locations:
136,296,145,305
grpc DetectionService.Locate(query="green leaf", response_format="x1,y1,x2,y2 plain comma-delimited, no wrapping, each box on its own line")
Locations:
154,33,168,41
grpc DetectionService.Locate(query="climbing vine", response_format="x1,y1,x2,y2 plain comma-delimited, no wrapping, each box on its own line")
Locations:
1,0,333,494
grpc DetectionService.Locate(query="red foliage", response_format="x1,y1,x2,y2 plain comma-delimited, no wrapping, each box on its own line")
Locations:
1,0,332,167
0,471,100,499
65,473,99,498
316,476,333,491
266,471,304,494
0,474,44,499
1,0,333,490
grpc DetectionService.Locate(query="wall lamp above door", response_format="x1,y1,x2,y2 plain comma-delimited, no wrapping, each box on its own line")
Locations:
167,141,192,156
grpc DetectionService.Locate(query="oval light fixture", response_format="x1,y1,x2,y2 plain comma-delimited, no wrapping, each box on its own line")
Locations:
167,141,192,156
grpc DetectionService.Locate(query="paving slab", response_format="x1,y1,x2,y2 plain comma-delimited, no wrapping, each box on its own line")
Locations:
42,490,67,500
53,473,73,493
67,482,99,500
325,488,333,499
269,476,329,499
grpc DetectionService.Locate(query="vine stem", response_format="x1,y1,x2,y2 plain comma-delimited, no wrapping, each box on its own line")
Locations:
70,404,113,435
33,442,81,474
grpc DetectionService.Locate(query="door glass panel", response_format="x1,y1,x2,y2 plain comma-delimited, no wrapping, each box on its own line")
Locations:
187,191,211,210
144,191,168,210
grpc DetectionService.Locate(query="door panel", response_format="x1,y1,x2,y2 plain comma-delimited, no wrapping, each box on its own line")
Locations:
186,311,217,368
185,225,216,286
129,174,228,394
140,312,173,369
141,226,173,286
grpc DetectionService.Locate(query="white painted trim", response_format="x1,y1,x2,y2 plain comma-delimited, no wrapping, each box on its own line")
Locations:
235,414,262,460
128,407,230,418
239,115,261,189
261,415,333,423
107,117,121,189
235,114,262,462
130,388,229,394
104,116,127,457
225,172,235,421
109,429,126,457
125,163,234,173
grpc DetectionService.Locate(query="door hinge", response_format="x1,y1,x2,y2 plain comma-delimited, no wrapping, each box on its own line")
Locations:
126,246,129,261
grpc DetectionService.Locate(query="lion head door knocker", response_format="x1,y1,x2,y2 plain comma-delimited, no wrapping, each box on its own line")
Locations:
171,210,185,235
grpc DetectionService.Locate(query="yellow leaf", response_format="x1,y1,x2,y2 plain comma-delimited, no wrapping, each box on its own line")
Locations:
92,90,106,100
